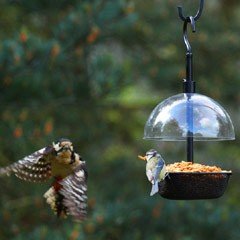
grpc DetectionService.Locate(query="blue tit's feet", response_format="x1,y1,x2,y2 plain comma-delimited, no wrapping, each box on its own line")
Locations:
165,172,170,179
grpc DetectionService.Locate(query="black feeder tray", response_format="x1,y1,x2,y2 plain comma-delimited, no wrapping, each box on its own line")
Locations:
158,172,232,200
143,0,235,200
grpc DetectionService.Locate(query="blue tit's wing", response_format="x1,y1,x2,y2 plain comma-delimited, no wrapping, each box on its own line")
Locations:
153,159,165,183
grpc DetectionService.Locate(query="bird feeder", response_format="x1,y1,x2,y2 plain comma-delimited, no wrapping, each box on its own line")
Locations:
143,0,235,200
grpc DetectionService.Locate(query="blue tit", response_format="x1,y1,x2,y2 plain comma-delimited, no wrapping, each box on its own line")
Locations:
139,149,167,196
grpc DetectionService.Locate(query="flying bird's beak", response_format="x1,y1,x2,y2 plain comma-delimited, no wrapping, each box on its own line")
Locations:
138,155,147,161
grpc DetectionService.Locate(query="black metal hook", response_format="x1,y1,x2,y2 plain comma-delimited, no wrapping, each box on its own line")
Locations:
183,16,195,53
178,0,204,53
177,0,204,22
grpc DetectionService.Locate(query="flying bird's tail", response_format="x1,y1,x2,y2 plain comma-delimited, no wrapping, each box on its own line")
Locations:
150,181,159,196
44,177,68,218
43,186,68,218
44,187,57,213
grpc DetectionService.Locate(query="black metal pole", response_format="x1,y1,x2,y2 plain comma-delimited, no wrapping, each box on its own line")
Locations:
183,53,195,163
183,53,195,93
178,0,204,163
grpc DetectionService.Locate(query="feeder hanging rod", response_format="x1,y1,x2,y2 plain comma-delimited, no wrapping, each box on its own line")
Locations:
177,0,205,162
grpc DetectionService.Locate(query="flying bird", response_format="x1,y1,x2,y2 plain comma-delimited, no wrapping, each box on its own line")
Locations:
0,138,87,221
138,149,167,196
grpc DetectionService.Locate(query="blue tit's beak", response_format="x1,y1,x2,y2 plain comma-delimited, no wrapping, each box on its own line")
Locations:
138,155,147,161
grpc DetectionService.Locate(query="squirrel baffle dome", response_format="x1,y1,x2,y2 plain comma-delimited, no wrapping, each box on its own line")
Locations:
144,93,235,141
142,0,235,200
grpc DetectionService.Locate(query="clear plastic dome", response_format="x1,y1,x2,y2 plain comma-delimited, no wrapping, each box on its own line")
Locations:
144,93,235,141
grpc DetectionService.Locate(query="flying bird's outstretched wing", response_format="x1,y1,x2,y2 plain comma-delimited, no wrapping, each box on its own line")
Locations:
59,163,88,221
0,146,53,182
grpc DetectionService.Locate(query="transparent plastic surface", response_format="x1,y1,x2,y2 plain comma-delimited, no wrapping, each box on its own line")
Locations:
144,93,235,141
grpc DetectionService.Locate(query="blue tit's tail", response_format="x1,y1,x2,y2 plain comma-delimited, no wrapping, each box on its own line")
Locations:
150,181,159,196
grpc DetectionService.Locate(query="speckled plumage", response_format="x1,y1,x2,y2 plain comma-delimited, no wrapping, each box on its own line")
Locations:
0,138,88,221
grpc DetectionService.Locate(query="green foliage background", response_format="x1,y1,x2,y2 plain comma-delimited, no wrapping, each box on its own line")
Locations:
0,0,240,239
